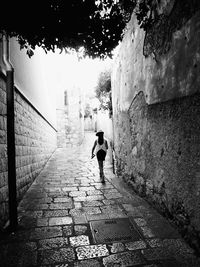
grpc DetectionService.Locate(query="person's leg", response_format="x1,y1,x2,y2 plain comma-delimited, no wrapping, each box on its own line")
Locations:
98,160,104,182
98,160,103,176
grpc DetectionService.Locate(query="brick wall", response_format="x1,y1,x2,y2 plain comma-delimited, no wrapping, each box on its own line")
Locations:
0,74,8,228
0,75,57,228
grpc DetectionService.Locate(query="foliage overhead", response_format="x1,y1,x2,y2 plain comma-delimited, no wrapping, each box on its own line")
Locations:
0,0,176,58
0,0,138,58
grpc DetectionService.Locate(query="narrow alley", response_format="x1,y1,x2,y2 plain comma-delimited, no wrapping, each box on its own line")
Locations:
0,132,199,267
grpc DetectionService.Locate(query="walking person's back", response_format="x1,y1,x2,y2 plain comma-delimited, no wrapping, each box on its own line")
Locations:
91,130,108,183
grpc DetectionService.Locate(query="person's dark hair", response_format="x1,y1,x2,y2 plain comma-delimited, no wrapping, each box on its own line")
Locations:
98,133,104,145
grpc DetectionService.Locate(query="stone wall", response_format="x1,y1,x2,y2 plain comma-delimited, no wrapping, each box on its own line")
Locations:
0,75,57,228
0,74,8,228
56,87,84,147
114,91,200,250
112,2,200,253
56,108,84,147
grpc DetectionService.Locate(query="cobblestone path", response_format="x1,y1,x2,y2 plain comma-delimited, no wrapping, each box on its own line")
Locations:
0,132,200,266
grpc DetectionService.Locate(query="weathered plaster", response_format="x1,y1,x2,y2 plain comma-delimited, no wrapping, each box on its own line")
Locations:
112,3,200,253
112,10,200,110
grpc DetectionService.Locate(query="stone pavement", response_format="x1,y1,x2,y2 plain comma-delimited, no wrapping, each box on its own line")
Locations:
0,132,200,267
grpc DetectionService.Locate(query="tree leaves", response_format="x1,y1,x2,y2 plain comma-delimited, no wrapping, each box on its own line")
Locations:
0,0,160,58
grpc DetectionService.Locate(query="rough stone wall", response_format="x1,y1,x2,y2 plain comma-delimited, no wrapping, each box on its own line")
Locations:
114,92,200,249
112,2,200,253
0,80,57,228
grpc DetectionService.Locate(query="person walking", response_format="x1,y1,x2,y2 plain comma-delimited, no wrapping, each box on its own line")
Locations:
91,130,108,183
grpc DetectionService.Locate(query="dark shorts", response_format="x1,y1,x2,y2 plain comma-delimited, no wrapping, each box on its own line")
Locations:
97,149,106,161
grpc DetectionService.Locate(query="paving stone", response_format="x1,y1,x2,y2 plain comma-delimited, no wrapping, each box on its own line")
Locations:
137,216,181,239
74,259,101,267
142,247,177,261
93,183,114,189
125,240,147,250
30,226,62,240
82,201,103,207
45,187,61,193
54,197,72,203
79,186,96,191
73,196,88,202
162,238,194,254
43,210,69,217
139,226,155,238
69,191,87,197
101,188,120,194
63,225,73,236
2,133,197,266
104,192,123,199
86,190,103,196
85,195,105,201
80,183,91,187
73,215,88,224
70,208,84,216
102,199,117,205
26,203,49,210
76,244,109,260
23,192,48,199
19,215,37,228
25,210,43,218
49,216,73,226
103,251,146,266
74,225,88,235
0,242,37,267
109,242,125,253
82,207,102,215
86,213,110,221
49,202,73,209
69,235,90,247
134,218,147,227
38,247,75,265
62,186,78,192
37,218,49,227
38,237,69,250
100,205,128,219
124,205,148,217
74,202,82,208
146,238,163,248
48,192,68,198
146,238,195,260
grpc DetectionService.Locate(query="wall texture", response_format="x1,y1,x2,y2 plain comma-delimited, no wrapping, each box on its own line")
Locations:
56,86,84,147
0,75,57,228
112,1,200,253
0,74,8,228
112,5,200,111
15,88,57,200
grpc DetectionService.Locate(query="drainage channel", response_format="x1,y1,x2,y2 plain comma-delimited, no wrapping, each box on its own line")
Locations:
90,218,141,244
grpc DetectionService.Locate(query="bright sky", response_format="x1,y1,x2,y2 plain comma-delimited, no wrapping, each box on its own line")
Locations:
11,38,112,125
43,49,112,96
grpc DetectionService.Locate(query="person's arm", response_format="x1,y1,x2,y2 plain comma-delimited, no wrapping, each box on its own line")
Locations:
91,140,97,158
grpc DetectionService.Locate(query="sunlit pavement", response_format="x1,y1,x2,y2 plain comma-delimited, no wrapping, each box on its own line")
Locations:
0,132,199,267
